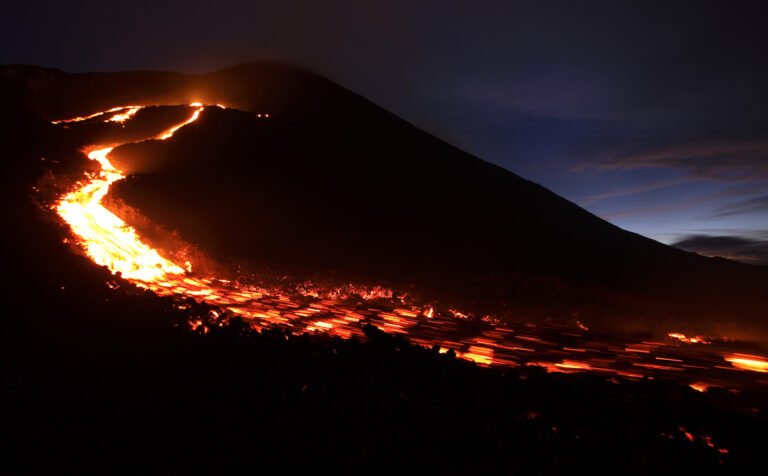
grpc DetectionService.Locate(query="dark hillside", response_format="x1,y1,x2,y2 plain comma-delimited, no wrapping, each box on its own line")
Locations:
1,63,767,474
4,62,768,335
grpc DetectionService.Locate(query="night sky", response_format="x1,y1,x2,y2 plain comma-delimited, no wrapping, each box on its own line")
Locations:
3,1,766,263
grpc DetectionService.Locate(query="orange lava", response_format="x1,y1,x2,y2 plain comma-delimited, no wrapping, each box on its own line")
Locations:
528,360,593,374
158,106,203,140
51,106,128,124
668,332,710,344
48,104,768,393
56,106,203,281
723,353,768,373
106,106,141,123
52,105,142,124
689,382,710,392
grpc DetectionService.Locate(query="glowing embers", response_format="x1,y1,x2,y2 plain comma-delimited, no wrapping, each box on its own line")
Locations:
51,105,143,124
106,106,141,123
296,282,399,301
685,378,727,393
463,345,494,366
668,332,711,344
528,360,593,374
663,427,730,456
723,353,768,373
51,105,133,124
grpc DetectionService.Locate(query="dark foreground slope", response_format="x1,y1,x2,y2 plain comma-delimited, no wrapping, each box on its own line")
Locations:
4,62,768,336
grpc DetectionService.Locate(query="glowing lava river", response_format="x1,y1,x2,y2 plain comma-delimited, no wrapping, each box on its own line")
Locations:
51,104,768,393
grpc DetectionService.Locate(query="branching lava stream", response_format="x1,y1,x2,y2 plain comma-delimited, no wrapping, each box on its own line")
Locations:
51,104,768,394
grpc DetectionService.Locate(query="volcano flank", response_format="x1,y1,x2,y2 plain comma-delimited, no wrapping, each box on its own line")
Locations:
3,61,768,474
4,61,767,337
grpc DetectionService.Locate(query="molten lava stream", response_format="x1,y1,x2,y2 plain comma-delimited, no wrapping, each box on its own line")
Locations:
51,104,768,389
54,105,320,330
57,106,203,283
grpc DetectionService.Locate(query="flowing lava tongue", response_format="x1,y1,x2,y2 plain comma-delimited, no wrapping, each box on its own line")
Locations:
56,106,203,281
51,104,768,391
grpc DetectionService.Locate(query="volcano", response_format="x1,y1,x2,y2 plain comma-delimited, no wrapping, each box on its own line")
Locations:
3,61,768,474
3,61,768,338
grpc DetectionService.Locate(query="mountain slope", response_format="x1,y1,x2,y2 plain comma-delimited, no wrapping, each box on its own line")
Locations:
3,62,767,336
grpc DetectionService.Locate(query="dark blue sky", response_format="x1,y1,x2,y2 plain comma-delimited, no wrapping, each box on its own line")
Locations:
3,0,766,263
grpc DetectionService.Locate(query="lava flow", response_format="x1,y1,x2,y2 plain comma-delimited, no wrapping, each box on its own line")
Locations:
51,104,768,392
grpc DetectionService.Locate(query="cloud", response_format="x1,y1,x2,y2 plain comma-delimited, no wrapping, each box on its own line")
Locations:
598,183,765,220
708,195,768,218
578,177,692,207
672,234,768,265
600,203,678,220
585,141,768,182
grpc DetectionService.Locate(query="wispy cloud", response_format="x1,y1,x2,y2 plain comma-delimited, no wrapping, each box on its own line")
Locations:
707,194,768,219
600,203,678,220
578,177,692,207
581,140,768,182
598,184,765,220
672,234,768,265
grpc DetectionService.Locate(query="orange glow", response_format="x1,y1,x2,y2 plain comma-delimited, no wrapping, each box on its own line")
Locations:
724,353,768,373
106,106,141,123
678,426,695,442
528,360,592,374
689,382,709,392
56,106,205,281
57,146,185,280
557,360,592,371
668,332,710,344
448,309,469,319
157,106,203,140
464,345,494,365
51,105,129,124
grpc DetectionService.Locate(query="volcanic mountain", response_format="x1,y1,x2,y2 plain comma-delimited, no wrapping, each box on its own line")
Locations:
2,62,767,338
